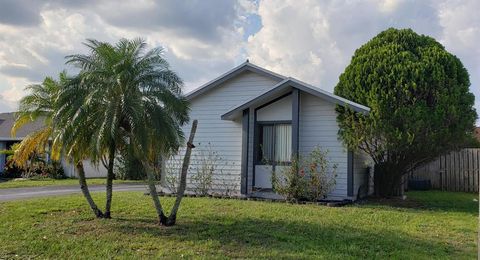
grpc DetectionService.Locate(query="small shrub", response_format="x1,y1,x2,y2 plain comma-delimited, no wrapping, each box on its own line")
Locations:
164,156,183,194
1,159,23,178
190,143,218,196
46,161,66,179
163,143,236,196
272,146,337,202
21,161,66,179
1,159,65,180
219,174,239,197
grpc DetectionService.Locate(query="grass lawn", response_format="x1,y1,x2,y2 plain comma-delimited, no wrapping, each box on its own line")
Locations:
0,191,477,259
0,178,143,189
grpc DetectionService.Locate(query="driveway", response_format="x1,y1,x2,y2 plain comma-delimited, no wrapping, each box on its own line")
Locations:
0,184,147,202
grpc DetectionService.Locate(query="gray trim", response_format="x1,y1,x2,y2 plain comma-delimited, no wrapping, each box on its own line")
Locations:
186,62,286,101
252,109,258,188
221,78,370,120
255,120,292,125
347,150,354,197
288,78,370,113
292,88,300,158
241,109,249,195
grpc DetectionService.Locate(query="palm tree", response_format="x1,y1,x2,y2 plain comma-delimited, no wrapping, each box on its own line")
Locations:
12,75,61,166
12,73,104,218
59,38,190,219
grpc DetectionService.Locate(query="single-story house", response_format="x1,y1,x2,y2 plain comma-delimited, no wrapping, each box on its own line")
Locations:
1,61,373,200
172,61,373,200
0,112,106,178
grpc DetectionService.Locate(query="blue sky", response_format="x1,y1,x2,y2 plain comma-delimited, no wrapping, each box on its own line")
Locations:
0,0,478,122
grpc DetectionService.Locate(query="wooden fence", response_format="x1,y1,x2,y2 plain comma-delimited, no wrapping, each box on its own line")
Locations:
409,148,479,192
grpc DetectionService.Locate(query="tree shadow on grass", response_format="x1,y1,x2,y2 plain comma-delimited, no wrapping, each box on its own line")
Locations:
357,192,478,215
111,215,466,258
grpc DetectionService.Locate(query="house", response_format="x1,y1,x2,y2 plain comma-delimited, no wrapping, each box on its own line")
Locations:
171,61,373,200
0,112,43,173
0,112,106,178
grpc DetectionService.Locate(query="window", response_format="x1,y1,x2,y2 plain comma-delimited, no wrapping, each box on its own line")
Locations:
257,123,292,164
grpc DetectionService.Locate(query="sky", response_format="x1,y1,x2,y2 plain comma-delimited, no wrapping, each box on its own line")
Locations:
0,0,478,119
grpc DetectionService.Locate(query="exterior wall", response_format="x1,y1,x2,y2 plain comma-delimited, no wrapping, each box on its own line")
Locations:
256,96,292,121
169,71,281,194
298,92,349,199
353,150,374,198
62,159,108,178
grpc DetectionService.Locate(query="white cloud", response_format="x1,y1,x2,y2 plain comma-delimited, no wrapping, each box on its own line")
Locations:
0,0,253,111
246,0,447,89
0,0,478,119
244,0,479,120
437,0,480,113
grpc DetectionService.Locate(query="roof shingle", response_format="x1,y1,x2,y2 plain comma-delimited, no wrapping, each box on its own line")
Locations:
0,112,45,140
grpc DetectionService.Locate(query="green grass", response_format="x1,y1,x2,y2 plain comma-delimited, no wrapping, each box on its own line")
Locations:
0,191,477,259
0,178,143,189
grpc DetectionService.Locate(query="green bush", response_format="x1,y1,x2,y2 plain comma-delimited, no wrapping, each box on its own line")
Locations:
272,147,337,202
1,159,23,178
1,159,65,179
115,145,147,180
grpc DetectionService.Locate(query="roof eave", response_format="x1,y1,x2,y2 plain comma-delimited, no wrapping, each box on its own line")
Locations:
221,78,370,121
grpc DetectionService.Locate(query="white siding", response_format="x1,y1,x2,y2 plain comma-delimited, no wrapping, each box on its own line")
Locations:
353,150,374,198
256,96,292,121
170,71,281,193
62,159,108,178
299,92,348,199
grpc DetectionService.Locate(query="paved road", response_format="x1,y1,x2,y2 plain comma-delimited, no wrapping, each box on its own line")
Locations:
0,184,148,202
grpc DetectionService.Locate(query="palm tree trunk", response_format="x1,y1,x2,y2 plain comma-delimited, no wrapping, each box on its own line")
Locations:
104,144,116,218
163,120,198,226
76,161,104,218
143,161,168,224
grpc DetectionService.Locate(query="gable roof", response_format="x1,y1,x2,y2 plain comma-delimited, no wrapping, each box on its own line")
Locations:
0,112,45,140
221,77,370,120
185,61,286,100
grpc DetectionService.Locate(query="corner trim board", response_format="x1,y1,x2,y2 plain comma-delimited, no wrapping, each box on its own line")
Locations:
292,88,300,157
241,108,249,194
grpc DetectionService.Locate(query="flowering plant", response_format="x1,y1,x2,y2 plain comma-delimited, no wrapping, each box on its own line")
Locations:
272,146,337,201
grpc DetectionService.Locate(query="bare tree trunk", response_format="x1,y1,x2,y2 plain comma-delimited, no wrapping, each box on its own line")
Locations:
104,144,116,218
144,120,198,226
162,120,198,226
76,161,104,218
143,161,168,224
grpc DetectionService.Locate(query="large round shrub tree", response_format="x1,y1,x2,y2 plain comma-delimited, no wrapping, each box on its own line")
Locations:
334,28,477,197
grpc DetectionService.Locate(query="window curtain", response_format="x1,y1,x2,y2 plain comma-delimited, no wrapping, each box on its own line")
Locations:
261,125,274,163
275,124,292,163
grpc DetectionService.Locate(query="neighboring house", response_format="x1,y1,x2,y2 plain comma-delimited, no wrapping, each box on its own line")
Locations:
474,127,480,142
0,112,44,173
0,112,106,178
170,61,373,201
